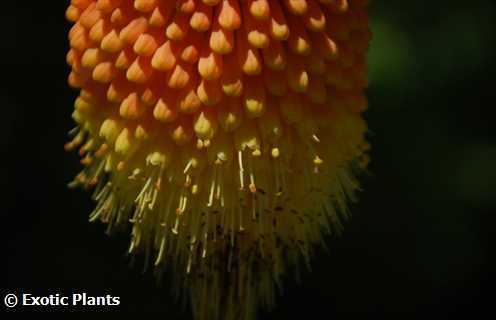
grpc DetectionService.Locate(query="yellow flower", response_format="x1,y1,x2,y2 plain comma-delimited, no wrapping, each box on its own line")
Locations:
65,0,371,319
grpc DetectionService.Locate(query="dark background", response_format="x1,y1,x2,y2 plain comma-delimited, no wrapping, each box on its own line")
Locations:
2,0,495,317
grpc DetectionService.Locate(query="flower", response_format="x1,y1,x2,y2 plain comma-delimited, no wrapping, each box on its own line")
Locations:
65,0,371,319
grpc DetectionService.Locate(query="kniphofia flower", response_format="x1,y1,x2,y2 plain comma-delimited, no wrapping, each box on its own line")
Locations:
65,0,371,319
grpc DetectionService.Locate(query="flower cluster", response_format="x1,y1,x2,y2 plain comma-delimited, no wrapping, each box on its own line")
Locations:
65,1,371,319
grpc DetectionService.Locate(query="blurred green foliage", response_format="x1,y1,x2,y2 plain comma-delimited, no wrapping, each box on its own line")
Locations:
351,0,495,306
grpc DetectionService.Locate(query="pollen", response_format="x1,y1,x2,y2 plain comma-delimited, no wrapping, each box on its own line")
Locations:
65,1,371,319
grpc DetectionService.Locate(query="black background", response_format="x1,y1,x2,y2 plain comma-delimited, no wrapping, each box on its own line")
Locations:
2,1,495,317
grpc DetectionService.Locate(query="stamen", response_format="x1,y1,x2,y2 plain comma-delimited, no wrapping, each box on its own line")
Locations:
177,193,185,215
185,174,192,187
67,126,80,137
88,158,106,186
186,252,192,274
215,167,222,201
94,182,112,202
183,158,194,174
64,131,85,151
80,139,95,156
148,187,159,210
252,193,257,221
161,189,176,227
128,240,135,254
172,216,180,234
155,164,165,190
154,236,166,266
238,150,245,190
207,168,217,207
180,193,188,213
136,177,153,203
248,157,257,193
202,212,209,258
239,204,244,232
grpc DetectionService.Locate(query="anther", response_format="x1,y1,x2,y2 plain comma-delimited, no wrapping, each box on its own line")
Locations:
271,147,280,158
313,156,323,165
117,161,125,171
191,184,199,195
128,168,141,180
